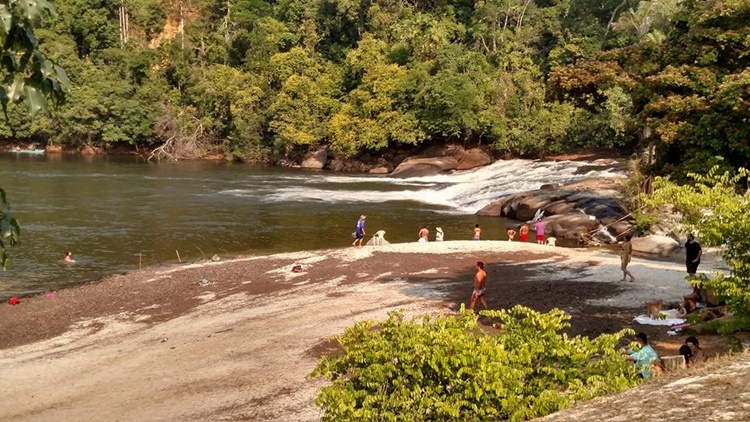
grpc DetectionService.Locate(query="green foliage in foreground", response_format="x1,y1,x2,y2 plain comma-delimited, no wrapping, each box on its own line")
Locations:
310,306,638,421
0,188,20,270
646,167,750,319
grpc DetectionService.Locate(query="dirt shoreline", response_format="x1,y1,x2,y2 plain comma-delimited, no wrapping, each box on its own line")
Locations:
0,241,729,421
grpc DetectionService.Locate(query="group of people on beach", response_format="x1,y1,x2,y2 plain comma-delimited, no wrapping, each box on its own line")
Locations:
619,232,703,283
352,216,550,246
627,332,703,378
352,214,711,377
350,214,550,314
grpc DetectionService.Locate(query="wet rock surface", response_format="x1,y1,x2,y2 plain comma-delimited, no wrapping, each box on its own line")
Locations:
389,156,459,178
477,179,633,241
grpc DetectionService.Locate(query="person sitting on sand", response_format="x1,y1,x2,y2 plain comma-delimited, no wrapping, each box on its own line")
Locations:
685,336,703,363
678,344,693,366
683,282,721,314
627,332,660,378
519,223,529,242
506,227,516,241
64,251,73,262
418,226,429,243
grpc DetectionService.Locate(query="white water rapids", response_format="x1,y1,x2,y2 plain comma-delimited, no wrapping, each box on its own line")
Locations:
255,158,625,214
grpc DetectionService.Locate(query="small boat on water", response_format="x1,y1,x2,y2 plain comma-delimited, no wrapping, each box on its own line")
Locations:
11,147,45,155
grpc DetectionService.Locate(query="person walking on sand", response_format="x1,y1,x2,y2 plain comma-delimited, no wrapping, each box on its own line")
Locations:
472,224,481,241
533,220,547,244
519,223,529,242
352,215,366,247
620,234,635,282
418,226,429,243
685,234,702,277
506,227,517,241
470,261,488,311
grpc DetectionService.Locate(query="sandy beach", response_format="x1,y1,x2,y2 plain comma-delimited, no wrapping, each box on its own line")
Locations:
0,241,727,421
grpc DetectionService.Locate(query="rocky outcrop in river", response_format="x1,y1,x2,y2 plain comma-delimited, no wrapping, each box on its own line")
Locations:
387,145,493,178
286,143,496,175
476,179,634,243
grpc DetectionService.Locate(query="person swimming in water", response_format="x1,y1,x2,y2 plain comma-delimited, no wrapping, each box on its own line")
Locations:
64,251,73,262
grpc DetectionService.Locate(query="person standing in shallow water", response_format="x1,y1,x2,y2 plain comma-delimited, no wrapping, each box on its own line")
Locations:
472,224,481,240
506,227,517,241
519,223,529,242
533,220,547,244
352,215,366,247
64,251,73,262
470,261,488,311
418,226,429,242
685,234,702,276
620,235,635,282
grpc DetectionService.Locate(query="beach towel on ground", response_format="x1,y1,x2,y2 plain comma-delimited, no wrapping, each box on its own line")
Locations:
634,311,685,326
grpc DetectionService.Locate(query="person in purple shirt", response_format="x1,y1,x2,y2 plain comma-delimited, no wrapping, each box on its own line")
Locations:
352,215,366,247
534,220,547,244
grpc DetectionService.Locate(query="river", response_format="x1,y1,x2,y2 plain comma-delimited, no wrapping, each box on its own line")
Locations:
0,153,623,298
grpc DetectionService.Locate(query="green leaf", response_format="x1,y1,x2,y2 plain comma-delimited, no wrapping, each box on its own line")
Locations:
0,5,12,34
7,77,24,103
24,85,47,116
53,64,71,91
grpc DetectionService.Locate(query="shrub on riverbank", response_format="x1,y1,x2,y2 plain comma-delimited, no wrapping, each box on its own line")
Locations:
310,306,639,421
646,167,750,320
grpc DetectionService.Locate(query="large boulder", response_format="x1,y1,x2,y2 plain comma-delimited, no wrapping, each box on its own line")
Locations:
631,235,681,257
389,156,459,178
369,166,391,174
456,148,492,170
543,214,600,240
476,178,633,243
301,149,328,169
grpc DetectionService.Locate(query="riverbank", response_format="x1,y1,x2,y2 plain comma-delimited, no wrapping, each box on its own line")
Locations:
0,240,729,421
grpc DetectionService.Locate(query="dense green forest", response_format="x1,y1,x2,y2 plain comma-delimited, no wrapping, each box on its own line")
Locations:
2,0,748,174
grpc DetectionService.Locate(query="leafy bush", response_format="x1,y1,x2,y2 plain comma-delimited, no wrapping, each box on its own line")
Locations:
646,167,750,318
632,211,660,235
310,306,639,421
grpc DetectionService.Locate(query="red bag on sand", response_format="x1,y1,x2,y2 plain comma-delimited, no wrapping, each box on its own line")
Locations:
8,297,20,305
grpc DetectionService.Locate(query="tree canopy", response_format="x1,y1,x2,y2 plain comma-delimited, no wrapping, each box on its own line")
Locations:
0,0,746,175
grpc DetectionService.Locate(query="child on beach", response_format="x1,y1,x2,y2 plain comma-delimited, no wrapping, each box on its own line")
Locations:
472,224,481,241
506,227,516,241
352,215,366,247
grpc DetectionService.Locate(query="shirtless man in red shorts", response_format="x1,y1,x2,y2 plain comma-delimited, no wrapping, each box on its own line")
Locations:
470,261,488,311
